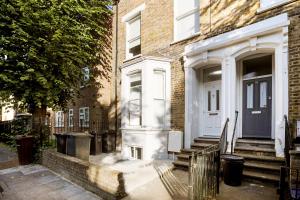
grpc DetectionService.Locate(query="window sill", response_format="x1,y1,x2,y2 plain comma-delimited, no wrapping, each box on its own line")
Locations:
171,32,201,46
123,54,142,63
257,0,291,13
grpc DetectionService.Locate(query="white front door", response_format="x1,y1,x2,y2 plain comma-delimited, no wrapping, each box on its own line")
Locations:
203,81,221,137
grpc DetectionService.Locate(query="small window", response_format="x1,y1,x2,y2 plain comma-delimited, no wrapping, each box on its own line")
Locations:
174,0,199,41
68,109,74,127
129,73,142,126
130,146,142,160
260,82,268,108
247,83,254,109
81,67,90,87
55,111,64,127
79,107,89,127
127,15,141,59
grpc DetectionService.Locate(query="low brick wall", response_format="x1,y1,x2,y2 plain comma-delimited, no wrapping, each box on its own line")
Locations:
42,150,126,200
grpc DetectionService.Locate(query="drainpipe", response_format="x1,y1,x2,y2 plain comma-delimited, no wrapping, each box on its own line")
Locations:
114,0,119,149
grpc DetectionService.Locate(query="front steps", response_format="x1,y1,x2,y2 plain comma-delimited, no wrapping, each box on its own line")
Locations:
234,139,285,184
173,137,219,170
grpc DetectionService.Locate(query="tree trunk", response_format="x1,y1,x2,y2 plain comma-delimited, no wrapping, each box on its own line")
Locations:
30,105,47,148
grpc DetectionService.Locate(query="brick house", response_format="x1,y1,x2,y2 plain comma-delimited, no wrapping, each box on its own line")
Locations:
51,63,112,135
112,0,300,174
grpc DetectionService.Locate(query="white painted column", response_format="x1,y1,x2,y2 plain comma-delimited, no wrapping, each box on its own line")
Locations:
184,66,195,148
274,28,289,157
223,57,237,153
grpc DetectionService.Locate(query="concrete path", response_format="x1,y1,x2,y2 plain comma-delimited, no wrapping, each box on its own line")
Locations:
0,165,101,200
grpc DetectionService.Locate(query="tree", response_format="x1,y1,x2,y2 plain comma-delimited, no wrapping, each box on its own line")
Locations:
0,0,112,133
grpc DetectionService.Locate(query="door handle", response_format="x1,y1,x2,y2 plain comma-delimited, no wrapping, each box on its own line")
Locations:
209,113,218,116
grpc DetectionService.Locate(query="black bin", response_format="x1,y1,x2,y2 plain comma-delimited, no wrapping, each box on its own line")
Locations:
222,154,244,186
90,131,102,155
54,133,67,154
16,136,34,165
66,132,91,161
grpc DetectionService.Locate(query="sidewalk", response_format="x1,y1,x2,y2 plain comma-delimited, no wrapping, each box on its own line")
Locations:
0,165,101,200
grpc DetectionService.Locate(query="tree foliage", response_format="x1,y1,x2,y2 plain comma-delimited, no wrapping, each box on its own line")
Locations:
0,0,112,111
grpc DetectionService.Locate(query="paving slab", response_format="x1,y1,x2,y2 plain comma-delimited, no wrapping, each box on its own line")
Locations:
0,165,102,200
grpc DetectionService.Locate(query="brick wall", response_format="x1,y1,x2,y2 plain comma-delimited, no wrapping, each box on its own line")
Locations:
113,0,300,134
42,150,126,200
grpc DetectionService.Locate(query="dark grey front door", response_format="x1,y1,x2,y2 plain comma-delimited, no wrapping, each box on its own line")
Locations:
242,77,272,138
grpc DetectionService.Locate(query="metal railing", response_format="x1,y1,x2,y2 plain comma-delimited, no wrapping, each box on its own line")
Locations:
189,144,220,200
280,167,300,200
219,118,229,155
231,111,239,154
284,115,292,167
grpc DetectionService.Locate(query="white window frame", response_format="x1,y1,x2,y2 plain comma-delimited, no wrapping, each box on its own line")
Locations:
258,0,290,12
68,109,74,127
130,146,143,160
79,107,89,127
55,111,64,127
153,69,166,128
173,0,200,42
81,67,90,88
128,72,142,126
126,15,141,59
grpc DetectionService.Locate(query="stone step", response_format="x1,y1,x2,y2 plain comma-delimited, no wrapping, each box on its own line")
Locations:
235,139,275,149
191,143,213,150
173,160,189,171
235,153,285,163
234,146,276,157
177,154,191,161
180,148,197,155
243,162,281,176
193,137,219,144
243,170,279,184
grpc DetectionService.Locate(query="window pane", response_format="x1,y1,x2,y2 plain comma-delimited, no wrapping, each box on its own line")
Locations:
216,90,220,111
208,91,211,111
153,71,165,99
176,12,199,40
137,148,142,159
260,82,267,108
129,44,141,57
174,0,198,17
247,83,254,109
128,17,140,41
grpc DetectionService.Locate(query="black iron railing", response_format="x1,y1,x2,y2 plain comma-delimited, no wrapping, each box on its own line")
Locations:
231,111,239,154
219,118,229,155
284,115,292,167
280,167,300,200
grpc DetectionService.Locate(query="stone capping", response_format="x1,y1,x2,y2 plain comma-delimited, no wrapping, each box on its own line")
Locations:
42,150,126,200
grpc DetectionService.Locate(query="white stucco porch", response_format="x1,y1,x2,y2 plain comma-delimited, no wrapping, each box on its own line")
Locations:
183,13,290,157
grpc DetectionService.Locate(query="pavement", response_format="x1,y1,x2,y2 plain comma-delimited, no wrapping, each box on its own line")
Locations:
0,165,101,200
90,153,173,200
